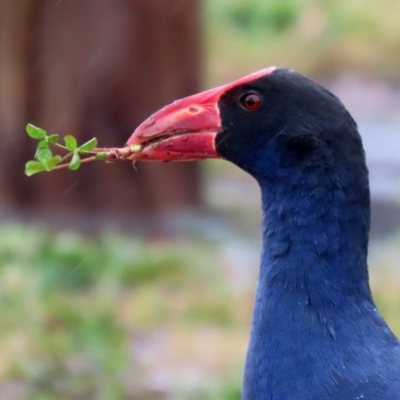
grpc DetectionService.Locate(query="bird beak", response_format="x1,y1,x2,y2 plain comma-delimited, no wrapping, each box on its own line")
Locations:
126,86,223,161
126,67,276,161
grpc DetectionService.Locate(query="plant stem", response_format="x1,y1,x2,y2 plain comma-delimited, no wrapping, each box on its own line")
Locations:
51,155,98,171
58,151,75,164
53,142,70,152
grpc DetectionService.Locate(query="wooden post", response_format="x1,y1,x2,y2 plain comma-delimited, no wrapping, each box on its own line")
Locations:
0,0,201,222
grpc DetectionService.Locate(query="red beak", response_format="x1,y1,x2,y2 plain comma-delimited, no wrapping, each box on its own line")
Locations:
126,67,276,161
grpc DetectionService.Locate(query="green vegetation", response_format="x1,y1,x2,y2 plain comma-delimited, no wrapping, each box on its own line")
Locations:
0,223,399,399
25,124,139,176
369,234,400,335
0,224,246,399
204,0,400,86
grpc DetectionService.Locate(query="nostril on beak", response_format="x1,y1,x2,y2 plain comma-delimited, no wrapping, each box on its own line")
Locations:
188,106,201,114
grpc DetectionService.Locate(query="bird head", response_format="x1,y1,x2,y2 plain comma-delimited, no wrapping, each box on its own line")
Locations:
127,67,360,182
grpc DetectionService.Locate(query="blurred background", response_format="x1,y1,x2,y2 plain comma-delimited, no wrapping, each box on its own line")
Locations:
1,0,400,399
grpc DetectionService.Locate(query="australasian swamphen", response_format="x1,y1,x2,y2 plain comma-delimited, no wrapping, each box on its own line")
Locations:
127,67,400,399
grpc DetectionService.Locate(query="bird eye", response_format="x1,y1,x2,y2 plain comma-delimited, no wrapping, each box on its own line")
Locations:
239,92,261,111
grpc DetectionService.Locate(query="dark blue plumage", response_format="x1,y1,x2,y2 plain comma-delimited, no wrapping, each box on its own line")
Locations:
215,69,400,399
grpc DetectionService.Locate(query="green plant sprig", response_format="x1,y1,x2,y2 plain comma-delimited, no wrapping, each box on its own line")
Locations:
25,124,141,176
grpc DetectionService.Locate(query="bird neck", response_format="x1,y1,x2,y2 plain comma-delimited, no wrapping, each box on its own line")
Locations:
258,170,371,300
242,166,374,398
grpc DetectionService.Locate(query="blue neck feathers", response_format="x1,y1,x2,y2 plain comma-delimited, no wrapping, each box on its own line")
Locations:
242,146,379,398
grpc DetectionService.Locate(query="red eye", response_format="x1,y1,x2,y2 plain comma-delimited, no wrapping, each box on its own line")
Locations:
240,93,261,111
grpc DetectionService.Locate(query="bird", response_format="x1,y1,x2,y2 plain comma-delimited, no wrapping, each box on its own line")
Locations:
126,67,400,399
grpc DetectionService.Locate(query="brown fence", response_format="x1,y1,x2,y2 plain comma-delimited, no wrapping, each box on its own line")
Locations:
0,0,201,223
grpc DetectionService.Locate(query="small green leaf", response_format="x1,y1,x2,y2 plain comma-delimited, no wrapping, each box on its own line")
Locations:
47,134,59,144
78,138,98,152
69,152,81,170
38,140,49,150
26,124,46,140
130,144,142,153
47,156,61,169
64,135,77,150
95,152,106,161
25,161,48,176
36,148,53,164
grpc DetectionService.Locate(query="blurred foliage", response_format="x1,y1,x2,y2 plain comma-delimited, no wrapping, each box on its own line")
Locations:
205,0,400,85
369,233,400,336
0,224,245,399
224,0,302,33
0,223,399,399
